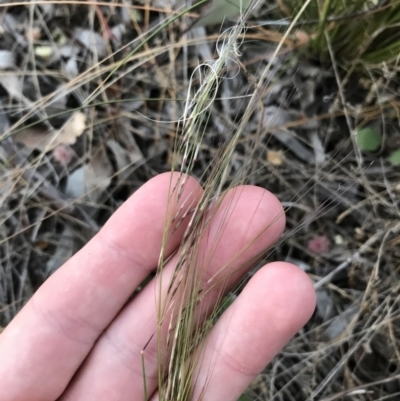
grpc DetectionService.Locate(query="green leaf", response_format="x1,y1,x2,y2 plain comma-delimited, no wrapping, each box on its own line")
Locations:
355,128,382,152
389,149,400,166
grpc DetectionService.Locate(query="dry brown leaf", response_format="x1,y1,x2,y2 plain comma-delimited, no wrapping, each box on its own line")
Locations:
267,150,285,166
295,30,310,45
323,303,360,341
60,112,86,143
14,112,86,152
0,74,24,101
65,144,112,203
46,226,75,275
0,50,15,69
26,27,41,41
107,138,142,182
0,174,16,207
74,28,107,58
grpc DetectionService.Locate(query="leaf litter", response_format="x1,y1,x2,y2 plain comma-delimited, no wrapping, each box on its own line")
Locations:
0,1,399,400
14,112,86,152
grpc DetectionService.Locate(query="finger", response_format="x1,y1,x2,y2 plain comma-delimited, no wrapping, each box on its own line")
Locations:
59,185,286,401
188,262,316,401
0,173,202,401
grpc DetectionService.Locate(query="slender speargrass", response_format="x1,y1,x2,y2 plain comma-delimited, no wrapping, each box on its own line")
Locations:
145,2,314,400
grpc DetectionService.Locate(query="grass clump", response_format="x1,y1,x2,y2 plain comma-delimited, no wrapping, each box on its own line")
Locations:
355,127,382,152
277,0,400,68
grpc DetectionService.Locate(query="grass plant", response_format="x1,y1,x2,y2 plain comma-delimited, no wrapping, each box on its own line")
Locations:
151,3,315,399
277,0,400,68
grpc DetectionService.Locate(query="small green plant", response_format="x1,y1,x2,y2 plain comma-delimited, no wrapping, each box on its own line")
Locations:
355,127,382,152
389,148,400,165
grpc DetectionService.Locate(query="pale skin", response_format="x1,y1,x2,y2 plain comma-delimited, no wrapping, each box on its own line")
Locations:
0,173,316,401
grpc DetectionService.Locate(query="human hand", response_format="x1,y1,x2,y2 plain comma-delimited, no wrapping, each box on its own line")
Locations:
0,173,315,401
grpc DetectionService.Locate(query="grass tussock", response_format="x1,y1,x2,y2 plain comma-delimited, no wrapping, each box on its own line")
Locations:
278,0,400,68
0,0,400,400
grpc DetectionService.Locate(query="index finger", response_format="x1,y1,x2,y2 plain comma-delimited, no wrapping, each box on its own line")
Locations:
0,173,202,401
